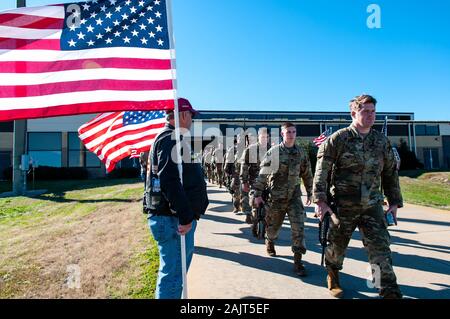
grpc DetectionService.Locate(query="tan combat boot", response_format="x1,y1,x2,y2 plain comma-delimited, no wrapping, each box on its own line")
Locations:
266,240,276,257
327,268,344,298
294,252,307,277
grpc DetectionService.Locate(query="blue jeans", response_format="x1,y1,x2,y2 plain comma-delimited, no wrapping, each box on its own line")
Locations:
148,215,197,299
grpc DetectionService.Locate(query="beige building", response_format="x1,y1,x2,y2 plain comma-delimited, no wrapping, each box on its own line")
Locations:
1,111,449,180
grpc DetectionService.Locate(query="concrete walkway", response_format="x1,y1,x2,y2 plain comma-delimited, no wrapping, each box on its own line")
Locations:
187,183,450,299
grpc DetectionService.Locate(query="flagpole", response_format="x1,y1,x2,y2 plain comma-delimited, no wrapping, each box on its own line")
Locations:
165,0,188,299
13,0,27,196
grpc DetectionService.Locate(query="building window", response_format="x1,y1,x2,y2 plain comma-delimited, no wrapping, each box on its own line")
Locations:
85,151,101,168
68,132,83,167
68,132,101,168
28,132,62,167
415,125,440,136
296,125,321,137
386,125,409,136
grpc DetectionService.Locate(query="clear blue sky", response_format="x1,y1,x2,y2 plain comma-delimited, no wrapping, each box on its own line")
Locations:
2,0,449,120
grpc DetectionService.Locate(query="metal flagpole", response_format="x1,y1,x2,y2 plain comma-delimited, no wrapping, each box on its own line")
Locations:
13,0,27,195
165,0,188,299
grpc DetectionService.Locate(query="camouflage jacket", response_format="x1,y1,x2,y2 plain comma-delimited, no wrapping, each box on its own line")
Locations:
224,144,244,177
240,142,270,185
253,142,313,200
212,147,226,168
313,124,403,208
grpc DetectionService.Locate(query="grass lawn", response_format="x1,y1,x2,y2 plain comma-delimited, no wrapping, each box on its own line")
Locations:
399,172,450,210
0,178,159,298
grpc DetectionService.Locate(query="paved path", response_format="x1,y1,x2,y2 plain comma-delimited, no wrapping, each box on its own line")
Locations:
187,183,450,299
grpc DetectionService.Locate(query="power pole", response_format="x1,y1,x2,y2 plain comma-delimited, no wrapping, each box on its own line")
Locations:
12,0,27,195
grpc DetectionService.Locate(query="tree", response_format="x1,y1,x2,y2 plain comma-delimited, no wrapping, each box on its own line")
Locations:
396,139,424,170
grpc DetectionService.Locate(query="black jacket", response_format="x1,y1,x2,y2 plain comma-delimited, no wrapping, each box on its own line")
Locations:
152,124,209,225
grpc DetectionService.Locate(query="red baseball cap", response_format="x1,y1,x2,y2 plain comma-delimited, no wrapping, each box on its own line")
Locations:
177,97,199,116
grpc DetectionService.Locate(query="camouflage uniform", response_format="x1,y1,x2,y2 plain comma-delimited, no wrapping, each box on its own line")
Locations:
313,124,403,297
253,142,313,255
203,148,213,183
213,146,225,187
225,144,243,213
240,142,270,222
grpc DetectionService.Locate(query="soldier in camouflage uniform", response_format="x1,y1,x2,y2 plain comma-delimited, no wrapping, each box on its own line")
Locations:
240,128,270,227
212,142,225,188
253,122,313,276
313,94,403,299
225,135,245,214
203,147,214,183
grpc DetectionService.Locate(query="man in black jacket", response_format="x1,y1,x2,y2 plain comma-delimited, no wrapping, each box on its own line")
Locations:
147,98,209,299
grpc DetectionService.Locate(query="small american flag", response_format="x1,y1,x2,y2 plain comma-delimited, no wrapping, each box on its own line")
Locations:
78,110,166,172
0,0,175,121
313,128,332,147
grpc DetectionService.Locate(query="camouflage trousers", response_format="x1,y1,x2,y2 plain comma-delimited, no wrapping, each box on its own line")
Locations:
325,204,401,295
240,190,252,215
264,197,306,254
205,164,213,182
215,167,224,186
231,176,241,211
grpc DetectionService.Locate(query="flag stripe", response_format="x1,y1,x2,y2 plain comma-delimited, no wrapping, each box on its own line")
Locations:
104,135,160,169
0,100,174,121
0,47,173,61
78,112,123,139
2,68,175,86
0,79,174,98
0,57,172,73
0,13,64,29
2,5,64,19
1,6,64,19
98,126,164,159
0,25,61,39
0,37,60,50
86,122,165,150
0,89,176,110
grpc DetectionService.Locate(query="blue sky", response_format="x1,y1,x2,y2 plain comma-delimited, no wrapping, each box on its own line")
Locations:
1,0,449,120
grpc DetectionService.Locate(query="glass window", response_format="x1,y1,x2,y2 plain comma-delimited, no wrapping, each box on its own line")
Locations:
28,151,62,167
426,125,439,136
68,133,82,167
415,125,439,136
28,132,61,151
68,132,82,150
85,151,101,168
387,125,408,136
415,125,426,135
296,125,321,137
0,121,13,133
28,132,62,167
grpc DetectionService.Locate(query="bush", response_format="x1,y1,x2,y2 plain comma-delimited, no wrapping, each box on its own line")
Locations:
397,139,424,170
296,138,318,174
29,166,89,180
107,167,140,179
2,166,89,181
2,166,12,180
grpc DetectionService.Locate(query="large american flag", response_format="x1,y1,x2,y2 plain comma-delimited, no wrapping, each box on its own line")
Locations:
313,128,332,147
78,110,166,172
0,0,176,121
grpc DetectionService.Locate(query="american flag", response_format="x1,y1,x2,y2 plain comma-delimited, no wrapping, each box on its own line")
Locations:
0,0,176,121
78,110,166,172
313,128,332,147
